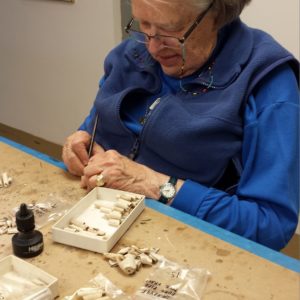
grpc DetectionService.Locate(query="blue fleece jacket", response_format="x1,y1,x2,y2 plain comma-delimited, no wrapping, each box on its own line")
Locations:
79,19,299,250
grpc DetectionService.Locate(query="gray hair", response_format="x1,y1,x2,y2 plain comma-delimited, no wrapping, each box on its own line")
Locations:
130,0,252,28
192,0,252,28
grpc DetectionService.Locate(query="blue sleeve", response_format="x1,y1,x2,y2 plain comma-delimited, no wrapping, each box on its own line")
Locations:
171,64,299,250
78,76,106,133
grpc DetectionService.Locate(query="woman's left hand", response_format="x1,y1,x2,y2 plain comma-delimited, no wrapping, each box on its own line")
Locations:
81,149,166,199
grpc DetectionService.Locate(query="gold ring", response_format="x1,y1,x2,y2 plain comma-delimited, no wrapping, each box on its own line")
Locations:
96,174,105,187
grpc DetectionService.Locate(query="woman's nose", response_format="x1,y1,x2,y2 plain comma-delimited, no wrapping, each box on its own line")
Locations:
147,36,164,53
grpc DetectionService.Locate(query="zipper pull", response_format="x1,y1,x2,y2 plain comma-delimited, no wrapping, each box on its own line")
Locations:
149,97,161,111
128,138,140,160
140,97,161,125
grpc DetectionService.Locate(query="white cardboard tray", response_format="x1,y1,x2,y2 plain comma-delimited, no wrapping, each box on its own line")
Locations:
0,254,58,299
52,187,145,253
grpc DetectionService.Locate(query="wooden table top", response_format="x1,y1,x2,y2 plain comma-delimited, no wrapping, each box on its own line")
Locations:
0,139,299,300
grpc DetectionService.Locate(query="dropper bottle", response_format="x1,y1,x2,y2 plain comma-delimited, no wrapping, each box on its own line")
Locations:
12,203,44,258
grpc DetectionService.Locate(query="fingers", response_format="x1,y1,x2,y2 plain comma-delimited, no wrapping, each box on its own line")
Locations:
80,175,87,188
62,131,91,176
71,131,91,166
84,150,118,178
81,150,120,190
80,149,169,200
92,143,105,156
84,150,146,193
63,149,86,176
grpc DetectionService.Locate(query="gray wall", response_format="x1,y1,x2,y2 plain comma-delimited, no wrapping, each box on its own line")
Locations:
121,0,131,39
0,0,121,145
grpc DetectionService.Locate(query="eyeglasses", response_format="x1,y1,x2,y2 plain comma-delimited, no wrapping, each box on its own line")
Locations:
124,1,214,50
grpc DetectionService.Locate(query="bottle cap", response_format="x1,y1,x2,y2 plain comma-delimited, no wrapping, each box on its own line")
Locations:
16,203,35,232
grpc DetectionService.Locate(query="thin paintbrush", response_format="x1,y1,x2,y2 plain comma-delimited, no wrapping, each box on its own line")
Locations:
88,114,99,158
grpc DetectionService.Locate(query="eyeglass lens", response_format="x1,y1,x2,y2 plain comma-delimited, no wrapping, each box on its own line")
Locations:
127,20,183,49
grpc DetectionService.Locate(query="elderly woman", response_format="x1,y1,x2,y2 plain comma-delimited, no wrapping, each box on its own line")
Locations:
62,0,299,250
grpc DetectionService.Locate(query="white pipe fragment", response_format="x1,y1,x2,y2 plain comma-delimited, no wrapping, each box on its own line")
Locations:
87,227,106,236
117,247,130,255
108,219,120,227
139,253,153,265
7,228,18,234
140,247,150,253
117,193,136,202
131,245,142,253
94,200,112,209
68,224,83,232
6,219,12,227
70,218,88,230
2,172,10,187
115,199,131,210
108,259,119,267
99,207,111,214
112,206,124,213
149,252,161,263
103,252,124,261
135,259,142,270
107,211,122,220
118,254,137,275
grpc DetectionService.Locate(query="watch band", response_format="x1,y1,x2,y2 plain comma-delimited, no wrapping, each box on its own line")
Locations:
158,176,178,204
168,176,178,187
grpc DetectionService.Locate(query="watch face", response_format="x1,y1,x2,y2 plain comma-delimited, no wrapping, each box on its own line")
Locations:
161,182,176,199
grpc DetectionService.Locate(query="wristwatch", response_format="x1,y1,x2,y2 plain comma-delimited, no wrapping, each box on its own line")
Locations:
159,176,178,204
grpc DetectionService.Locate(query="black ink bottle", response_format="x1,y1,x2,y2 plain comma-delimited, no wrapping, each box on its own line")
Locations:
12,203,44,258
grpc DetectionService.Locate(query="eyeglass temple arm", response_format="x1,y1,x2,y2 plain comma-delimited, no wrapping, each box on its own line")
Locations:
124,18,134,33
181,1,214,43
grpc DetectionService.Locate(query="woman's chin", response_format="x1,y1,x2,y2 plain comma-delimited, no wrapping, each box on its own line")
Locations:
160,64,182,77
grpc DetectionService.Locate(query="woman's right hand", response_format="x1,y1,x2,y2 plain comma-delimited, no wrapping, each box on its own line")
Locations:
62,130,103,176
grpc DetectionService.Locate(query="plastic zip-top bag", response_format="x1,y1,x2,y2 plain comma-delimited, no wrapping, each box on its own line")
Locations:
133,258,211,300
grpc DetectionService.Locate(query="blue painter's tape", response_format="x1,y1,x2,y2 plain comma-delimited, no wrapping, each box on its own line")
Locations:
1,136,299,273
0,136,67,170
